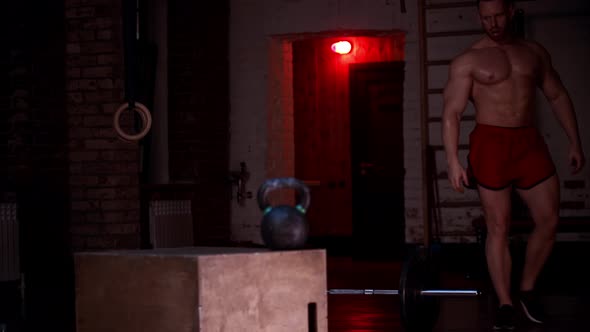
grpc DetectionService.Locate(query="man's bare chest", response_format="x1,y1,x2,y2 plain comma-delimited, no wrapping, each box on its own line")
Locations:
471,46,540,85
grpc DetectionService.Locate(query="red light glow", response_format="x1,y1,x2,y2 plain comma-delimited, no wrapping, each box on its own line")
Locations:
331,41,352,55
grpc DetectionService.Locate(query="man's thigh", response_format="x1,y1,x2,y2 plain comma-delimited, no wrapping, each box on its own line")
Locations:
515,174,560,224
478,185,512,228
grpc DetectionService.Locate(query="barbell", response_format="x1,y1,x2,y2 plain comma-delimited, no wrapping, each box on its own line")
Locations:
327,249,482,332
257,177,484,331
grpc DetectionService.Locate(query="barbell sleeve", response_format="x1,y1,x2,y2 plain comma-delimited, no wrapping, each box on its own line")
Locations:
420,290,480,297
327,288,480,297
327,289,399,295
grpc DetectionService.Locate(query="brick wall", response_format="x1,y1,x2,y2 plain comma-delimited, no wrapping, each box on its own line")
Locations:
65,0,141,250
64,0,232,249
168,0,231,244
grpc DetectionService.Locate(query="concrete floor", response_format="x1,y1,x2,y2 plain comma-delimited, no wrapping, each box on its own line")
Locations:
2,241,589,331
327,242,590,331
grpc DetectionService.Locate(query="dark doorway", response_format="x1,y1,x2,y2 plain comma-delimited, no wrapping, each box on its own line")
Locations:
350,61,406,260
292,36,406,255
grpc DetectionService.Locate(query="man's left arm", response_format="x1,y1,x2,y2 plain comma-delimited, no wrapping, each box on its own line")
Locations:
535,42,586,174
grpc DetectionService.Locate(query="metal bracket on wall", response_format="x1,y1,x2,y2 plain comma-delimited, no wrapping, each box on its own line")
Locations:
229,162,252,206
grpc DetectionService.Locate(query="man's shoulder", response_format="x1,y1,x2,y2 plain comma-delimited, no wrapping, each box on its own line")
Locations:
470,37,489,49
447,51,475,79
520,39,549,57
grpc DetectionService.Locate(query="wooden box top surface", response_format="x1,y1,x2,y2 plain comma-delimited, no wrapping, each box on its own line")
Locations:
74,246,326,259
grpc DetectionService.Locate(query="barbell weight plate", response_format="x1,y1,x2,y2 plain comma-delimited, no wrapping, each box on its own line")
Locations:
400,249,440,332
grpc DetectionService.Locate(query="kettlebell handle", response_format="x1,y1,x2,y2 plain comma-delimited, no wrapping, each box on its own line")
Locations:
257,178,311,214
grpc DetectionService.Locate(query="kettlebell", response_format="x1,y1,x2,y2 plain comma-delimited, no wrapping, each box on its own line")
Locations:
257,178,311,250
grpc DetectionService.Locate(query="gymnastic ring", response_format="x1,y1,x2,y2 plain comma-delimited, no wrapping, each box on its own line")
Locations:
113,101,152,142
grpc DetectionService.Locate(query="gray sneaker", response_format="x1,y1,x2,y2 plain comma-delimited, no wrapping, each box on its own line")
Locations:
519,290,546,324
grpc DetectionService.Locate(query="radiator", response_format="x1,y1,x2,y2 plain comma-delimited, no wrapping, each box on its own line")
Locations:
0,203,19,282
149,200,194,248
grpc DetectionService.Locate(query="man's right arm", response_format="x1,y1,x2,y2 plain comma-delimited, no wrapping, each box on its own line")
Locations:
442,54,473,192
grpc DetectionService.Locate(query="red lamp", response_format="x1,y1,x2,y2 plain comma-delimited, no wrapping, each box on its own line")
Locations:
331,41,352,55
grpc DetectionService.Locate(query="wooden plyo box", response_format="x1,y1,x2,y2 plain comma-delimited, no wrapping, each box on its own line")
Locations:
74,247,327,332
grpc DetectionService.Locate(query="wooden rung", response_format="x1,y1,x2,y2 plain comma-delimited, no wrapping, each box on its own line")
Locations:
427,29,482,38
425,1,475,10
424,0,533,10
426,59,452,66
438,201,482,208
427,88,444,95
435,172,448,180
429,144,469,151
428,116,476,123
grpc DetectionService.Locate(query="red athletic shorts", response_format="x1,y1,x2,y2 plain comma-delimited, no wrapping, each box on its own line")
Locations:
466,123,556,190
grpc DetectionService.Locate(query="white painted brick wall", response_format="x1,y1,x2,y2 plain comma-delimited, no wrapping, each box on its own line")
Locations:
426,7,480,33
427,35,480,61
529,12,590,217
427,65,449,90
428,121,475,146
429,94,476,119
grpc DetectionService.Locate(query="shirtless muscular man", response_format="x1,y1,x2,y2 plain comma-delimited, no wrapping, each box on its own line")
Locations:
442,0,585,329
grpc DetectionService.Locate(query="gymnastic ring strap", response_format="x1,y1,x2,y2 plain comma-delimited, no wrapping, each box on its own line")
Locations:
113,101,152,142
